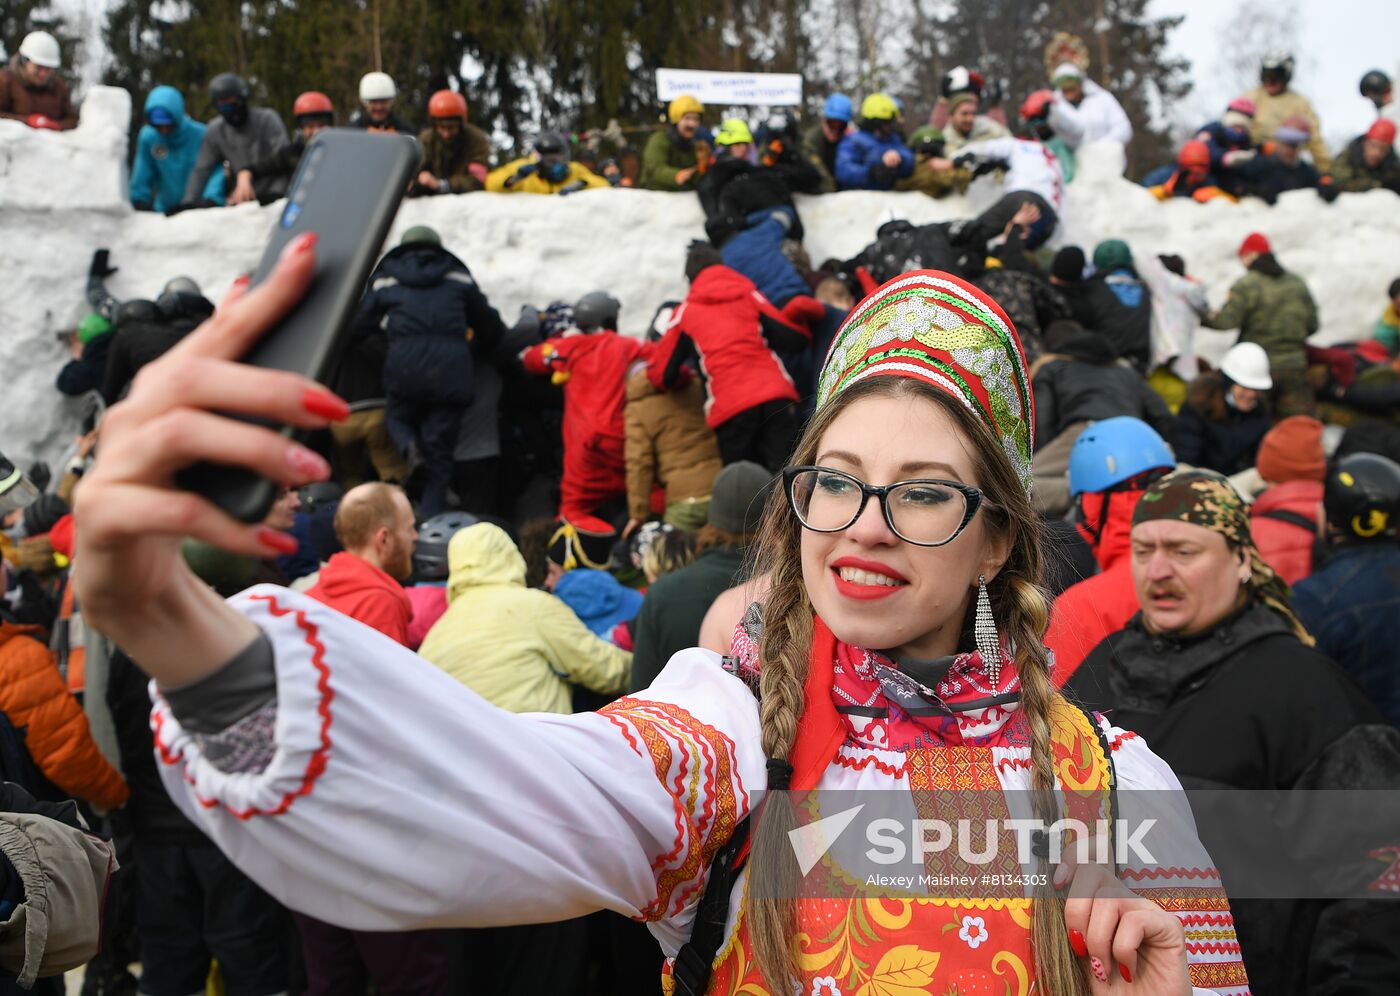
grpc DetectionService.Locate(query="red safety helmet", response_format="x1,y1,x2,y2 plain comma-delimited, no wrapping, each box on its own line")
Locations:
1019,89,1055,122
428,89,468,121
1368,118,1398,146
1177,139,1211,168
292,91,334,118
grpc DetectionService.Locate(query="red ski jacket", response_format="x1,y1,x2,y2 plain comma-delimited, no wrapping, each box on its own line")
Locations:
522,330,648,520
1045,488,1144,686
646,266,811,428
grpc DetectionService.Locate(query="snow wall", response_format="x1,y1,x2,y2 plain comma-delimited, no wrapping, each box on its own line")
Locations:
5,85,1400,467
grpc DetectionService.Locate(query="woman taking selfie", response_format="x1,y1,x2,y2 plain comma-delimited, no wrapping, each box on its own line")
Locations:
74,240,1244,995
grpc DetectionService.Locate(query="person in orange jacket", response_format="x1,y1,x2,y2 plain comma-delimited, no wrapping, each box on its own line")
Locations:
0,621,127,811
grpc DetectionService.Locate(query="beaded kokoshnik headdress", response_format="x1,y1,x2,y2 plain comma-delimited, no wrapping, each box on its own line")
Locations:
814,270,1035,498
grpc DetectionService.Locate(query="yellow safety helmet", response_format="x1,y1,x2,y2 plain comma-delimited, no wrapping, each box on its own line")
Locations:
668,94,705,124
860,93,899,122
715,118,754,146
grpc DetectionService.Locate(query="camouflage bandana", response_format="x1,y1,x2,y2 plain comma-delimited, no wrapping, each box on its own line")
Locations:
815,270,1035,496
1133,469,1314,645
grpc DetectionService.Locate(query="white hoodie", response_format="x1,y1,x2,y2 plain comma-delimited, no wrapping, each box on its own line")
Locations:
959,137,1065,212
1048,78,1134,148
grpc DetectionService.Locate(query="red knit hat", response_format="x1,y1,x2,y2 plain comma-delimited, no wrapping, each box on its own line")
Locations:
1239,232,1271,257
1257,415,1326,483
1368,118,1398,145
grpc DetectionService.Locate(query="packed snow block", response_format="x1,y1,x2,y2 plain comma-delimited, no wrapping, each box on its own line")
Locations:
0,86,131,212
4,95,1400,468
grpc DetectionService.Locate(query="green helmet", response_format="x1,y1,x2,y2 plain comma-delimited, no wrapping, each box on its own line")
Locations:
400,225,442,247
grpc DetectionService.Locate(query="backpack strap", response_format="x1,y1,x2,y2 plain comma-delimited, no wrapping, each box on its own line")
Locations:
1255,508,1317,533
1073,701,1120,870
670,815,751,996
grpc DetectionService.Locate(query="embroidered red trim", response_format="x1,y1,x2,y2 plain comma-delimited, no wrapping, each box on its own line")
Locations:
1179,913,1236,927
831,749,906,778
151,592,334,821
1186,941,1243,955
1120,866,1221,881
1107,731,1139,752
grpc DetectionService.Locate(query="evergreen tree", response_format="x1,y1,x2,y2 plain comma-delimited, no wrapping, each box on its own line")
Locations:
2,0,80,68
100,0,814,156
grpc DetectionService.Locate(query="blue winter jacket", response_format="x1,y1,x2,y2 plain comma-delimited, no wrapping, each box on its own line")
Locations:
129,86,224,211
1292,544,1400,728
834,125,914,190
720,207,810,308
352,244,506,407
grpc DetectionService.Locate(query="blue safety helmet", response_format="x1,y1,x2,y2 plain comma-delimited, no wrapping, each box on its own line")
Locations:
1067,417,1175,497
823,93,853,122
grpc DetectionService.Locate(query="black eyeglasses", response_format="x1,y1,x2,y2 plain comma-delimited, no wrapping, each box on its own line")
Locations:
783,466,984,547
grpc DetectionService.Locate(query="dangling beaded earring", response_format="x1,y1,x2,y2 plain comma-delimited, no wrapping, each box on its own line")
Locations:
975,575,1002,687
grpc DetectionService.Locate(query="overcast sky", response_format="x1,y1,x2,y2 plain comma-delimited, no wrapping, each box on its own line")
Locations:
1150,0,1400,146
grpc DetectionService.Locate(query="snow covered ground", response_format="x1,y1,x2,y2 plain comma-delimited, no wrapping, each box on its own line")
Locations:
5,85,1400,467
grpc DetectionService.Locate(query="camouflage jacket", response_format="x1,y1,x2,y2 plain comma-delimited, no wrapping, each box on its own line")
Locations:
1204,264,1318,370
1327,136,1400,194
893,156,971,198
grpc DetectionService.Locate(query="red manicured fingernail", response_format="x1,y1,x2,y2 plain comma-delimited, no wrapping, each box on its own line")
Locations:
232,274,251,289
287,446,330,480
301,388,349,421
280,230,318,260
1089,957,1108,983
1068,928,1087,957
256,527,299,554
1119,962,1133,984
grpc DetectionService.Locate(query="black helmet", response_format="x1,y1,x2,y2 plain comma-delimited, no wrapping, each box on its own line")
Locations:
413,511,479,580
1324,453,1400,543
296,480,345,516
1260,52,1295,84
209,72,250,126
535,130,569,156
1360,69,1393,103
574,290,620,332
209,72,249,103
535,130,570,183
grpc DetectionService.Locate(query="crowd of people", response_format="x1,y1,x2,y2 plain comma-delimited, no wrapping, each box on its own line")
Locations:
4,22,1400,996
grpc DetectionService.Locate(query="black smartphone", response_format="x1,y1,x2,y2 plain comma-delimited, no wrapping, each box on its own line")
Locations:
176,129,420,523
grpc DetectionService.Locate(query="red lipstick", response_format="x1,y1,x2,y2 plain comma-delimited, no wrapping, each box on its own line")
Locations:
830,557,909,601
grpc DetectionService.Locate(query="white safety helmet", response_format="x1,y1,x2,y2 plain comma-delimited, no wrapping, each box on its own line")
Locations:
18,31,61,69
1219,342,1273,391
359,71,397,102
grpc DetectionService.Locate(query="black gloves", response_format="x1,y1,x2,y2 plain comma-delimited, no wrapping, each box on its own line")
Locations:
88,249,117,280
868,162,897,188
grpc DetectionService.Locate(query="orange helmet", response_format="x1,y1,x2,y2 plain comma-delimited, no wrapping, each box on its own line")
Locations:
1019,89,1055,122
1177,139,1210,168
292,91,334,118
428,89,468,121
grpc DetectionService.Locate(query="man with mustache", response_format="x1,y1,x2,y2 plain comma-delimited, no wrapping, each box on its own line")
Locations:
1066,469,1400,996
